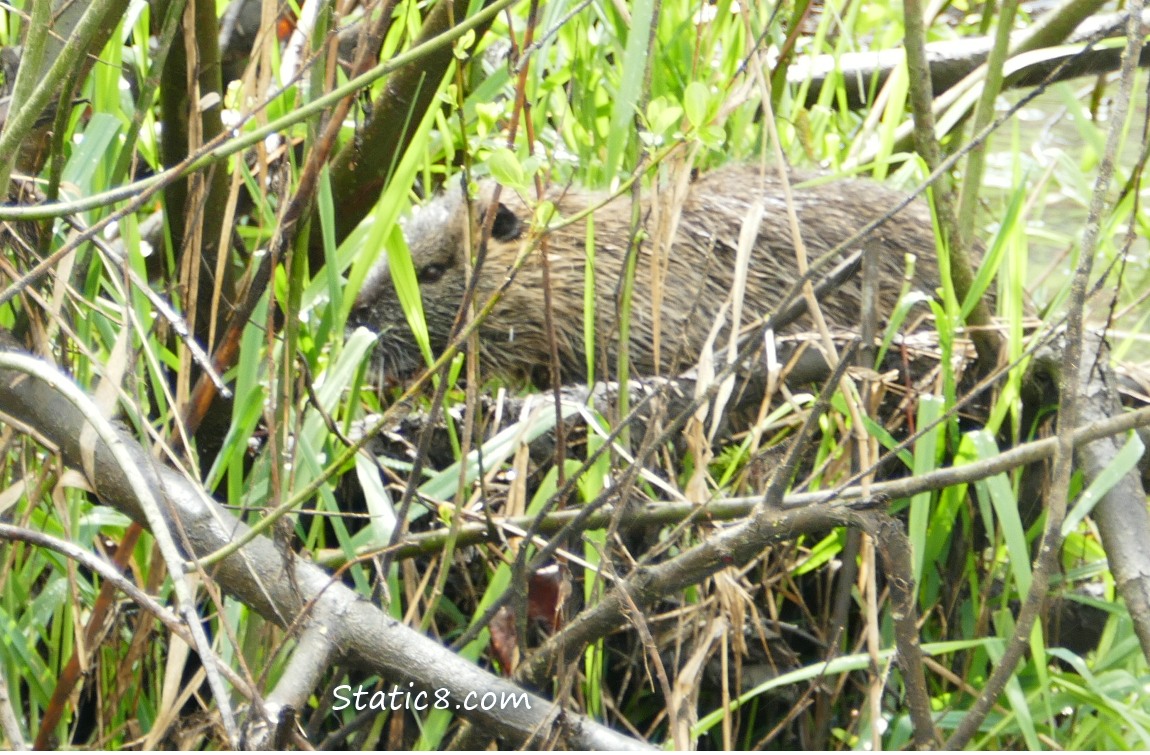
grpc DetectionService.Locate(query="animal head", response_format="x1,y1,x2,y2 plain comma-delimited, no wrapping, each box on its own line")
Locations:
348,181,526,383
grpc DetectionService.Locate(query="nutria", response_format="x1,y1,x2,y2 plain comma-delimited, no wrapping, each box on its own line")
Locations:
350,165,946,385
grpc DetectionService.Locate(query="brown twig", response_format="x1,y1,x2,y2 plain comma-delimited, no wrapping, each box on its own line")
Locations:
944,3,1145,746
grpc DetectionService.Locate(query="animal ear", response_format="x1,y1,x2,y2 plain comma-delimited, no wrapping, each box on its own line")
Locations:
488,202,522,242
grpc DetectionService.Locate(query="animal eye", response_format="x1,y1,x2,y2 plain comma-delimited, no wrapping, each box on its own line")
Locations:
419,264,445,284
489,203,522,242
349,302,370,327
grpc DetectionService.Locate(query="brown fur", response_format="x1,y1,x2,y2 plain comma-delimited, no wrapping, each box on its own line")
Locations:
350,166,945,384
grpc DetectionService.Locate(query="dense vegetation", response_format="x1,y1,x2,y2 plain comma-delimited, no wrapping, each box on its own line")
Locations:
0,0,1147,749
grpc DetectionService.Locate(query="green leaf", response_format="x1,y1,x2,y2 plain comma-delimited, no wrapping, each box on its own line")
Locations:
646,96,683,136
384,224,433,367
970,431,1031,594
1063,431,1145,536
604,0,655,175
487,147,527,191
908,395,944,585
684,81,710,129
698,123,726,149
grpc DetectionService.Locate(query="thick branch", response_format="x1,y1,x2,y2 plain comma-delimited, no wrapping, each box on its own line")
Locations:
0,338,650,751
320,0,497,254
788,7,1149,109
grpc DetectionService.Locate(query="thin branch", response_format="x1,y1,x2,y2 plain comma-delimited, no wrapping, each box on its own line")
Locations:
945,3,1145,746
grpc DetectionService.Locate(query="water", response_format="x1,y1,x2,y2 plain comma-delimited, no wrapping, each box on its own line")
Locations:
982,78,1150,359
